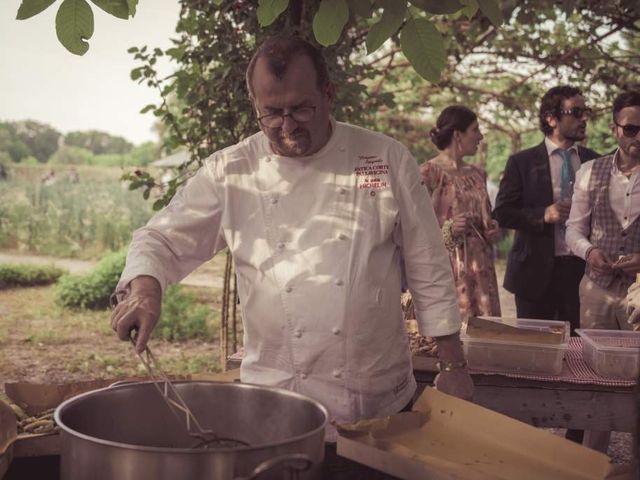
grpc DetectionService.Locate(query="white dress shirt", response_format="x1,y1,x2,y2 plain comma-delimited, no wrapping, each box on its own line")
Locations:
117,121,461,440
566,149,640,259
545,137,581,256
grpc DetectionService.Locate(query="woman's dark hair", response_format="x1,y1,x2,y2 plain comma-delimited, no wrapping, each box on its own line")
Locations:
612,90,640,122
539,85,582,135
429,106,477,150
246,35,330,98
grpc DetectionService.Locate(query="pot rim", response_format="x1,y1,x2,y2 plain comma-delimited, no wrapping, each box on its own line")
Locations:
54,380,329,454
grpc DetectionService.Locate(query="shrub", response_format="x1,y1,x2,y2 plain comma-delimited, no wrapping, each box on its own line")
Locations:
155,285,211,341
55,250,126,309
0,263,65,289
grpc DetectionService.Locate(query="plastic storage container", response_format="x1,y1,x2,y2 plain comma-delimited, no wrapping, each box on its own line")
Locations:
461,317,570,375
575,329,640,380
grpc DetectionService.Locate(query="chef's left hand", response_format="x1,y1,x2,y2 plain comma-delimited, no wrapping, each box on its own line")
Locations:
626,280,640,328
434,368,474,401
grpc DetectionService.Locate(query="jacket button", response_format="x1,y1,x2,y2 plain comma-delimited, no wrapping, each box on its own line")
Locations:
338,233,347,240
300,373,308,379
285,286,293,293
332,369,342,378
335,279,344,286
277,242,285,249
271,197,278,204
332,327,341,335
293,329,302,338
339,188,347,195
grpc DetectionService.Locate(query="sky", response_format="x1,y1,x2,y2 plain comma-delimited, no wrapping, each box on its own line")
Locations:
0,1,181,145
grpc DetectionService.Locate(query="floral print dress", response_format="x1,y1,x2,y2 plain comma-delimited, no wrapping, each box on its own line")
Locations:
420,161,501,320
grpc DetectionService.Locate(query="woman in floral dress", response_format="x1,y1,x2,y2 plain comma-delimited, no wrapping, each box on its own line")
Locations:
421,105,502,321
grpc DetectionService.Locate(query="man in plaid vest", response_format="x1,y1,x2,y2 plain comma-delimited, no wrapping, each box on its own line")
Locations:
566,90,640,452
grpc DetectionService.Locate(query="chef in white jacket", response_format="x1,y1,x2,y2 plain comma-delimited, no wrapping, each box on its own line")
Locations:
111,34,472,478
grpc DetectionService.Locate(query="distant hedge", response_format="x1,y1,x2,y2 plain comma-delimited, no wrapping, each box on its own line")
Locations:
55,250,126,309
0,263,65,289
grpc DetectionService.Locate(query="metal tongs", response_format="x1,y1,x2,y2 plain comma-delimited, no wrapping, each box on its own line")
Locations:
131,335,248,449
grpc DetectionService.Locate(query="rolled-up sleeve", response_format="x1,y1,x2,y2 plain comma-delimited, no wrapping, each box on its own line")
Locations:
117,157,227,293
566,161,594,259
392,147,461,337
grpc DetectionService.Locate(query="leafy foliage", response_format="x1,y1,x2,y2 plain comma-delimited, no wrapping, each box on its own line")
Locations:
55,249,125,309
0,120,62,163
17,0,503,80
154,285,212,341
64,130,133,155
0,263,65,289
16,0,136,55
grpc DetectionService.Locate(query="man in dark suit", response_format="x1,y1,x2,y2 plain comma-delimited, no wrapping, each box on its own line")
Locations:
494,86,599,443
494,85,600,328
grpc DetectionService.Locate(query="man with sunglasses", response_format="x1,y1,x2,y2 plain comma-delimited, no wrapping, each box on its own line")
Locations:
110,35,472,479
565,90,640,452
494,86,599,331
494,86,599,445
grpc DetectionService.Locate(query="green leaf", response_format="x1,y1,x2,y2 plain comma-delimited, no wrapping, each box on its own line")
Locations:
256,0,289,27
459,0,478,18
400,17,446,83
89,0,129,19
130,68,142,80
55,0,94,56
140,104,155,114
408,0,464,15
346,0,371,18
365,0,406,54
477,0,503,27
16,0,57,19
213,0,224,5
313,0,349,46
126,0,137,16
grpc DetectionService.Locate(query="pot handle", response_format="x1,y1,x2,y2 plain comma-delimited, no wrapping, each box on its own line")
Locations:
236,453,312,480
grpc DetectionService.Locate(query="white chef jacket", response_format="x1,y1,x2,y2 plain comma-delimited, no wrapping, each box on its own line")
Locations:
117,120,461,440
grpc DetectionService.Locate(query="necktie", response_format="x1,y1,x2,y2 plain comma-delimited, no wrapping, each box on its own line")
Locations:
558,148,575,201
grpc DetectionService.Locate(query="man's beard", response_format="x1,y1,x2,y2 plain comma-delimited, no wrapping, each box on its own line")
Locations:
274,130,312,156
562,124,586,142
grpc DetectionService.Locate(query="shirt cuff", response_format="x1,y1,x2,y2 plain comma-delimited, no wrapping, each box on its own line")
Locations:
116,262,168,296
414,307,462,338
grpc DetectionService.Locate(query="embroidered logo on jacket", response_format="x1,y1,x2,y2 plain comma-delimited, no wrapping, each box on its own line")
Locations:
354,156,389,190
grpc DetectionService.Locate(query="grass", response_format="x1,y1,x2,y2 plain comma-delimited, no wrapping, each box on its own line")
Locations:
0,279,233,384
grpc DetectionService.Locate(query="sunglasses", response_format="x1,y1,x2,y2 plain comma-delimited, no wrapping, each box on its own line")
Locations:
614,122,640,138
558,107,593,119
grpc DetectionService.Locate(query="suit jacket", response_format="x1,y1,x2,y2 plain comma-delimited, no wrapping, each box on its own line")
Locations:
493,141,600,299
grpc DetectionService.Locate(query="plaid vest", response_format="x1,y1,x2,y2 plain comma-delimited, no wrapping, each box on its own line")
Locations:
586,155,640,289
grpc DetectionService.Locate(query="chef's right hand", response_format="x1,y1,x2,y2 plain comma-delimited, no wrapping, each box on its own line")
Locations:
111,275,162,354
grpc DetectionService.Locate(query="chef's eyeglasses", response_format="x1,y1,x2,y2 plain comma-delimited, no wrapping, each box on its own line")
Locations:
257,106,317,128
558,107,593,119
614,122,640,138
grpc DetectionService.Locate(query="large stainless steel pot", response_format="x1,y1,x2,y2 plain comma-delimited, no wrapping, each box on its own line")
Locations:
54,381,328,480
